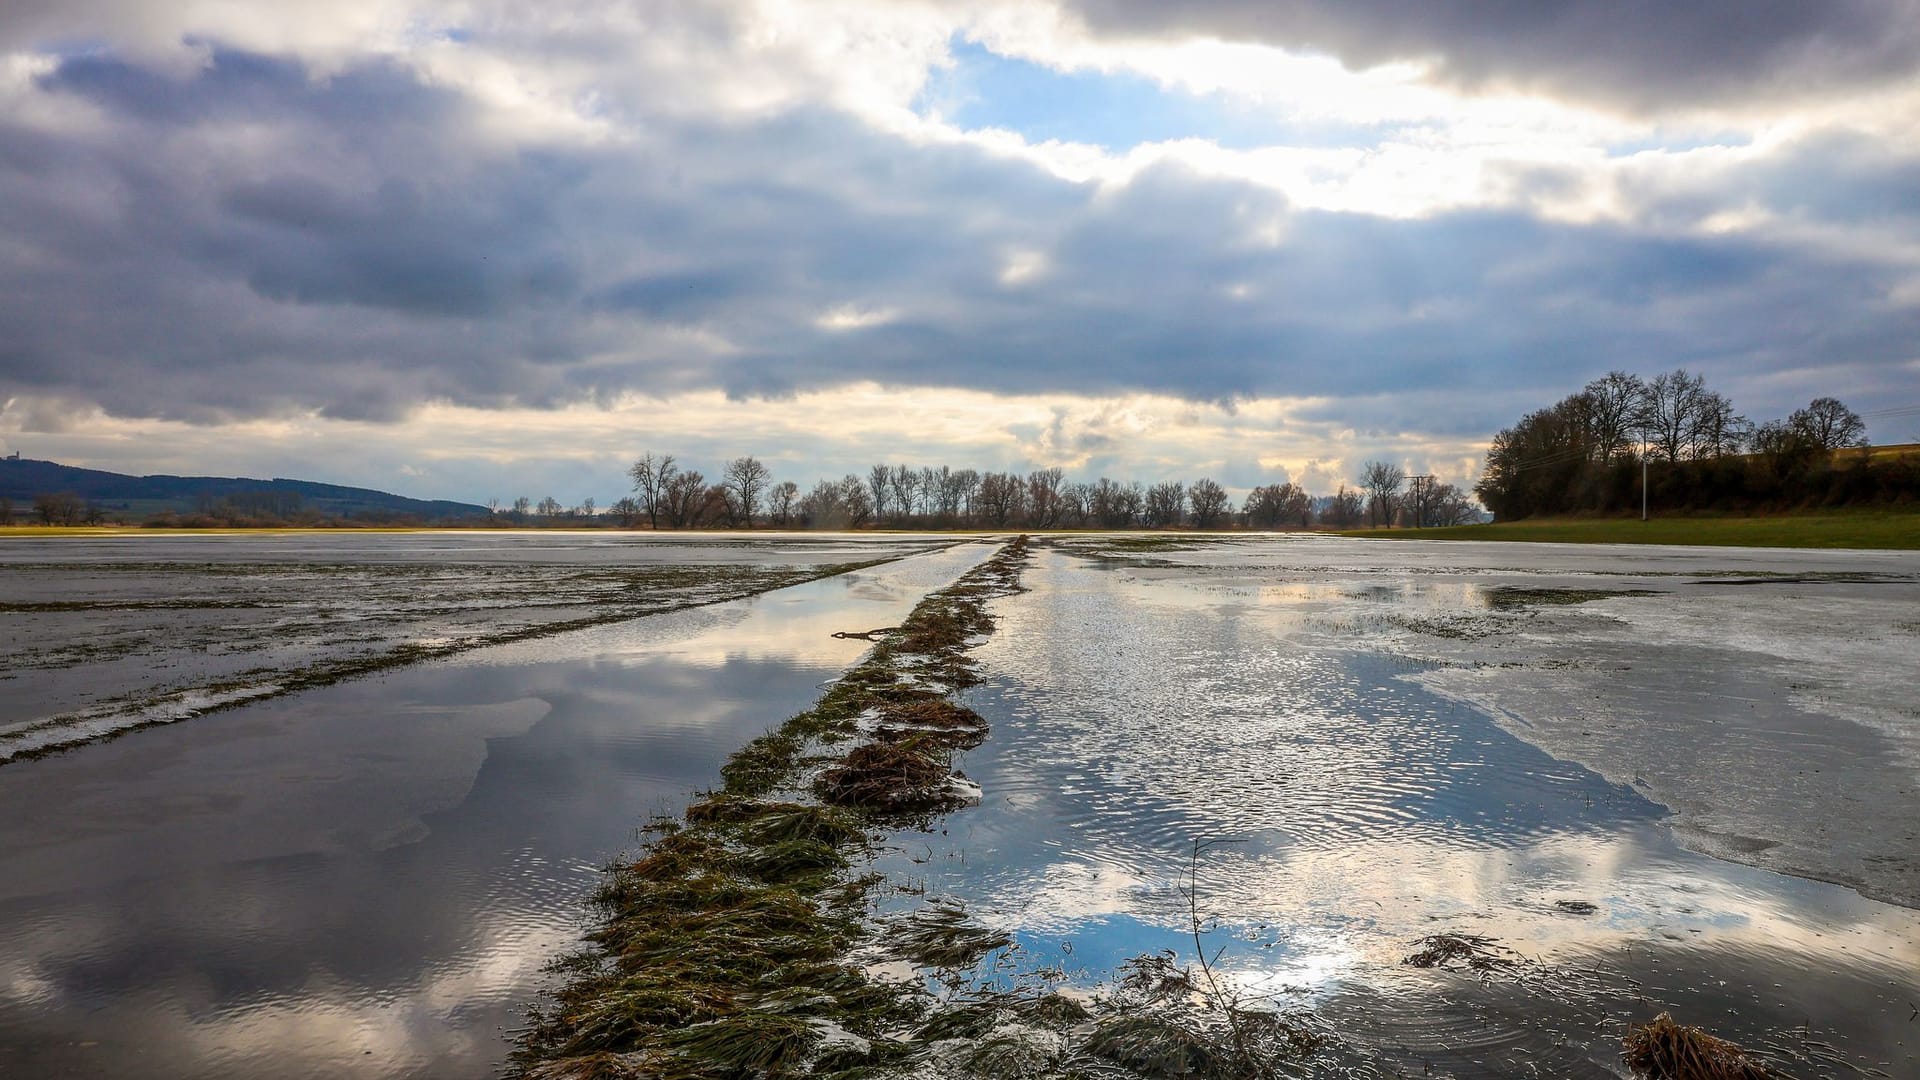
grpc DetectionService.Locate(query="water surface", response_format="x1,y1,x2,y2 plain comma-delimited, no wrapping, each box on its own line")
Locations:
0,542,989,1079
885,545,1920,1077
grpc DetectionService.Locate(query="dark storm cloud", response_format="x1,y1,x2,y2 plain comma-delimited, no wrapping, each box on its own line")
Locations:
2,43,1917,431
1059,0,1920,112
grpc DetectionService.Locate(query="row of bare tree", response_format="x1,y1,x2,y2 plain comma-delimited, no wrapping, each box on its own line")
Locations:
609,454,1480,530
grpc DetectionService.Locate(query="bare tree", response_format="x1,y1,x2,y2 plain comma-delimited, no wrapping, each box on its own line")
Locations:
1114,482,1145,527
1427,483,1481,525
510,496,531,524
1359,461,1404,527
867,464,892,524
975,471,1024,527
1791,397,1868,450
1027,467,1066,528
662,469,706,528
723,455,771,527
1144,481,1185,527
839,475,873,528
1188,477,1231,528
580,497,595,521
1319,486,1365,528
1582,371,1648,462
536,496,563,520
888,464,918,526
608,496,641,527
1061,482,1094,527
1244,482,1312,529
951,469,980,522
696,483,730,528
33,491,84,526
1638,369,1710,462
628,453,676,530
1692,391,1748,459
768,480,800,527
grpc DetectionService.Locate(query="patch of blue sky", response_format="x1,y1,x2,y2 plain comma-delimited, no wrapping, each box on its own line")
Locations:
919,40,1406,153
1604,130,1752,158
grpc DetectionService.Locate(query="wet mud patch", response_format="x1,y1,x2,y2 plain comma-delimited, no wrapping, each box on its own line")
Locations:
1483,586,1660,609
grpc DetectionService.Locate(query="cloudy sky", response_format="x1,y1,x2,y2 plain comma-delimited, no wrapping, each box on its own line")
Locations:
3,0,1919,505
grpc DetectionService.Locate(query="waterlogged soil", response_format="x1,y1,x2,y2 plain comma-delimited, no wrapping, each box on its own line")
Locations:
871,539,1920,1078
0,541,994,1080
0,532,950,763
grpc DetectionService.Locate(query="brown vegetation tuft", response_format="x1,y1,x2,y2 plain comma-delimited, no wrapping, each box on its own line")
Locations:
814,739,963,812
1623,1012,1775,1080
1403,932,1522,973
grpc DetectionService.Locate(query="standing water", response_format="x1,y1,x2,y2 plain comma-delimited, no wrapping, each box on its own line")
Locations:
0,541,991,1078
882,543,1920,1078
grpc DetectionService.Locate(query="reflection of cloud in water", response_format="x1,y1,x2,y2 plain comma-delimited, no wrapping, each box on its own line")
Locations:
891,544,1920,1073
0,542,999,1079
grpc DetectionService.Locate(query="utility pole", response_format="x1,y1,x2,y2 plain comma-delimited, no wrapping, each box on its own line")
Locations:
1407,474,1434,529
1640,445,1649,522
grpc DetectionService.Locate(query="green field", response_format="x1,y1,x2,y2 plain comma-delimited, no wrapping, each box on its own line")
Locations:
1343,510,1920,550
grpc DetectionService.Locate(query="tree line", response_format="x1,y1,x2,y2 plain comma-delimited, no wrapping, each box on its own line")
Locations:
1475,370,1912,519
605,453,1481,531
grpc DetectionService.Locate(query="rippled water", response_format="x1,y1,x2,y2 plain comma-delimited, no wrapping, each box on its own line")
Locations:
885,546,1920,1078
0,542,989,1079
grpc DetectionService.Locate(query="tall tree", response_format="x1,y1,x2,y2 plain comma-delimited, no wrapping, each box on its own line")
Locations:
1188,478,1231,528
1319,487,1364,528
1359,460,1404,527
662,469,706,528
1027,468,1066,528
839,475,874,528
768,480,800,527
628,453,675,530
1582,371,1648,462
723,455,771,527
1144,481,1185,527
1639,369,1708,462
1791,397,1867,450
867,464,892,524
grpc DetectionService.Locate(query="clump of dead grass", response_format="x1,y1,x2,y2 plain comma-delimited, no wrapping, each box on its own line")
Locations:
1403,932,1524,973
1624,1013,1775,1080
814,738,965,813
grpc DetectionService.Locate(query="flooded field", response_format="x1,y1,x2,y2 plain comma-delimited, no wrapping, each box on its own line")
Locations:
0,537,991,1078
0,531,1915,1078
0,532,946,763
882,536,1920,1077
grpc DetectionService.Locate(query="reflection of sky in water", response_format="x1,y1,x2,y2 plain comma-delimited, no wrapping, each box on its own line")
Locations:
0,544,990,1079
881,548,1920,1075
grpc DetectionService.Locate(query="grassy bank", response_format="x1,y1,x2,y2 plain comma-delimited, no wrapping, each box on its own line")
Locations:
1343,509,1920,550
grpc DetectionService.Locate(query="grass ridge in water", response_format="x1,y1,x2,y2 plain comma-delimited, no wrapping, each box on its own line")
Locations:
513,538,1032,1079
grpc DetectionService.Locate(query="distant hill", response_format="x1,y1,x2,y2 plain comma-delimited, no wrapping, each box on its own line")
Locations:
0,457,489,522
